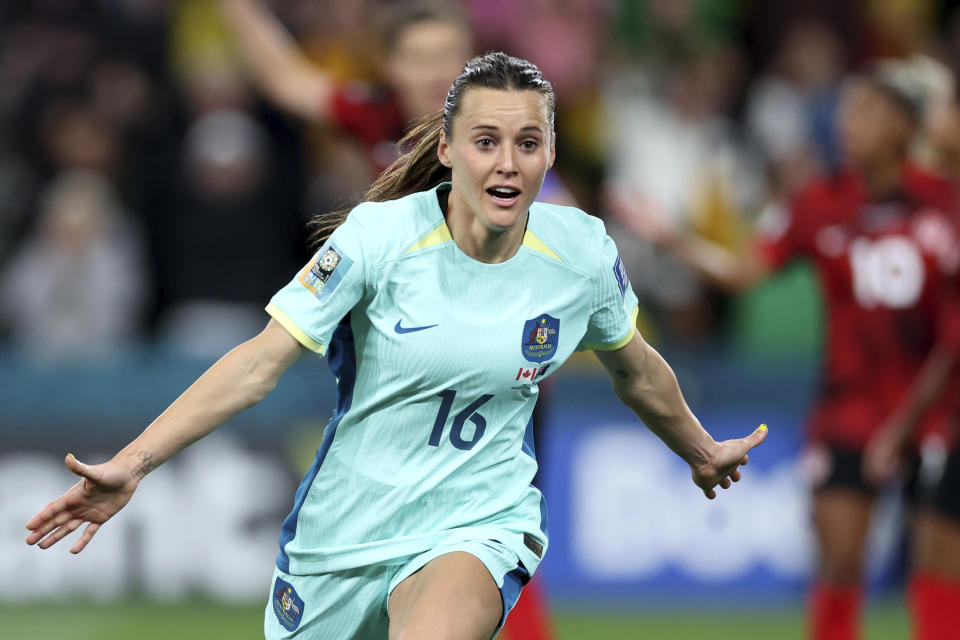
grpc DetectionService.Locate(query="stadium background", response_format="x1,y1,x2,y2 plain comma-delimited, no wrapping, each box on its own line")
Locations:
0,0,953,637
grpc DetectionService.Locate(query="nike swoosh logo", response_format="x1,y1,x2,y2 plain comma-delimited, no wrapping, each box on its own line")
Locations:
394,320,439,334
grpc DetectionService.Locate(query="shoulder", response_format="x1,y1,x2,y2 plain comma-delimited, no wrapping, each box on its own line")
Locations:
903,164,955,211
341,190,444,262
528,202,610,259
793,172,851,208
788,172,859,229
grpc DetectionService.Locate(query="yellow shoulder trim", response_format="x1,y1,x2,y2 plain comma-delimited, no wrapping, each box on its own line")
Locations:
265,302,327,355
582,306,640,351
522,230,562,261
406,222,453,253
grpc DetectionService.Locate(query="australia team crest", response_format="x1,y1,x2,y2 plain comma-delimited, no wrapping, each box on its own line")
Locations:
273,577,305,631
521,314,559,363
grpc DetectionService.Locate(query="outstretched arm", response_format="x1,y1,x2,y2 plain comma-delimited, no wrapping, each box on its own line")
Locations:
594,332,767,498
25,318,304,553
605,187,769,293
219,0,333,123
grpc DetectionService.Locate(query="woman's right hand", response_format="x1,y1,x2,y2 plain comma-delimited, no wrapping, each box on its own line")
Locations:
603,184,679,248
863,422,908,487
25,453,141,554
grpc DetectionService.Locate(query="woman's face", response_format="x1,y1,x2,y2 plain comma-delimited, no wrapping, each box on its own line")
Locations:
838,80,913,168
438,88,555,233
387,19,472,121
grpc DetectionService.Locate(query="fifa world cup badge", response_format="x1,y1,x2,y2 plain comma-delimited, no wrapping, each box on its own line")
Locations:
297,242,352,299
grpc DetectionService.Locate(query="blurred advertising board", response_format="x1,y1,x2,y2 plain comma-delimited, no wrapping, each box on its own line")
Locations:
0,349,905,605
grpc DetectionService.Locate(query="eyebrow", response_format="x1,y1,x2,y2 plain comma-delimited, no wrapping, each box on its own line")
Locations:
470,125,544,134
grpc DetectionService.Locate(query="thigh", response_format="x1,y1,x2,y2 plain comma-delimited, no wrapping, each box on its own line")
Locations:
912,445,960,579
387,539,529,640
811,449,876,585
388,552,501,640
813,489,875,555
912,510,960,579
263,564,392,640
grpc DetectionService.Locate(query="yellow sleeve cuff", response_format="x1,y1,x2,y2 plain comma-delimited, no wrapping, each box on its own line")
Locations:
581,306,640,351
265,301,327,355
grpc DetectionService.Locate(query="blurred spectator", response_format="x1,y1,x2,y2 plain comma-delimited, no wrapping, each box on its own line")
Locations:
604,39,763,342
148,57,305,358
0,169,148,363
744,20,846,197
609,0,740,73
37,97,123,177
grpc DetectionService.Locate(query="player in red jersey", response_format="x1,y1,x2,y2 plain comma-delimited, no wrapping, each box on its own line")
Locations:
862,85,960,640
220,0,472,176
609,60,960,640
219,3,555,637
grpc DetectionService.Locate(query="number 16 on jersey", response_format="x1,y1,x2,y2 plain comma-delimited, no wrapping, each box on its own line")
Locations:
428,390,494,451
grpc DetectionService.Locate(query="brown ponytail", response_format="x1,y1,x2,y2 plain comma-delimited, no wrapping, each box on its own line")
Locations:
308,111,450,247
309,52,555,248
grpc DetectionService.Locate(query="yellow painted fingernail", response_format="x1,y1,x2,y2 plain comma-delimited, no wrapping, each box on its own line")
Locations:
758,424,768,432
67,453,75,458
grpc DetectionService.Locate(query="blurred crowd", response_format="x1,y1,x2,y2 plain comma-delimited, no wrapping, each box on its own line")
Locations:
2,0,960,363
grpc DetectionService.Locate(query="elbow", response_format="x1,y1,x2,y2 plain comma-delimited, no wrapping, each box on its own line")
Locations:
248,375,279,406
611,378,656,414
235,351,284,409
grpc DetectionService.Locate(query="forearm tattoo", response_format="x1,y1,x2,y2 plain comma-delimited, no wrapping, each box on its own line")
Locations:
132,451,156,480
615,369,630,379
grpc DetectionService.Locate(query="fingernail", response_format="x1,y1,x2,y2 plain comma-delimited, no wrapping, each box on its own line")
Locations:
758,424,768,432
67,453,75,459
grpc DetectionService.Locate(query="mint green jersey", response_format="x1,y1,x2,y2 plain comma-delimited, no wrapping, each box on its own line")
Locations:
267,183,638,577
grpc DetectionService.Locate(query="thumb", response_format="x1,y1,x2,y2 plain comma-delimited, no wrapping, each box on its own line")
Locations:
64,453,99,482
744,424,769,450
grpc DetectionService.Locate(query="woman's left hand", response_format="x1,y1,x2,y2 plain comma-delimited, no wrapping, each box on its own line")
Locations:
690,425,768,499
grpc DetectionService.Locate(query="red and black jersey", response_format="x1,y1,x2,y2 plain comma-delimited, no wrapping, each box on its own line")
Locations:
758,164,960,449
329,82,406,176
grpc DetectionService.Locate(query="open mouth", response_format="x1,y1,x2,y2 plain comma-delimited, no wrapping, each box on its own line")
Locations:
486,186,521,205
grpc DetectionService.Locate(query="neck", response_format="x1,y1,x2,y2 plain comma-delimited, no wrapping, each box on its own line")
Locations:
445,192,527,264
858,157,903,198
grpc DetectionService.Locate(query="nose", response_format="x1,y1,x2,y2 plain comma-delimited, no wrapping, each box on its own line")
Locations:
496,146,518,176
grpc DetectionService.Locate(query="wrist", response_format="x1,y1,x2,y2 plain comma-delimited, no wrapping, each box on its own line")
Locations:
114,449,157,482
681,425,717,470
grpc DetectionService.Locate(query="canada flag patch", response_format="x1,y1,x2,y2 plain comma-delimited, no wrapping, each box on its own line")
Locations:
515,363,552,382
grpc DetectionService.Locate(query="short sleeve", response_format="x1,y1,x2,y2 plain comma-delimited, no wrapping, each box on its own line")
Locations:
755,197,812,271
266,212,368,355
578,233,640,351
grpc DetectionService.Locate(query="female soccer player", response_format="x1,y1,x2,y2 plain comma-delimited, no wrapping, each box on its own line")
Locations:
222,3,558,636
25,53,766,640
610,61,960,640
862,86,960,640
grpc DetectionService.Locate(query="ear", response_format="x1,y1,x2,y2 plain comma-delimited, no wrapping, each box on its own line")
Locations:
547,136,556,170
437,130,453,168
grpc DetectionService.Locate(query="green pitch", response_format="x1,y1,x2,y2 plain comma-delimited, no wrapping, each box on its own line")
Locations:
0,600,909,639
